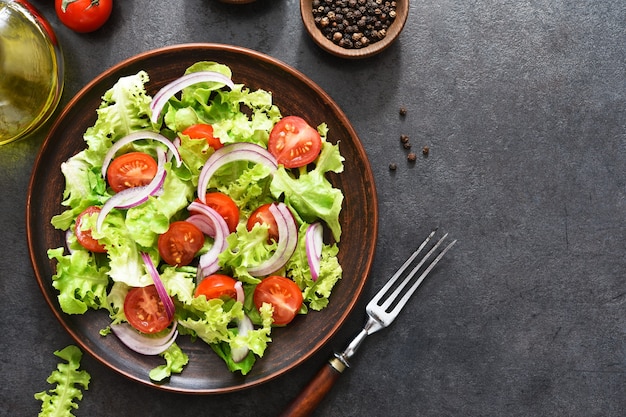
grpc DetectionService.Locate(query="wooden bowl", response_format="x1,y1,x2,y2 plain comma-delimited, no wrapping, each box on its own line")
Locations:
300,0,408,59
26,43,378,393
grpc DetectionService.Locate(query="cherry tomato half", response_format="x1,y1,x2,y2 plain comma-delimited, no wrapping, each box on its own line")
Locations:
247,203,279,242
158,221,205,266
253,276,303,325
182,123,223,150
196,192,240,233
195,274,238,300
106,152,158,193
124,285,174,334
75,206,106,253
55,0,113,33
268,116,322,168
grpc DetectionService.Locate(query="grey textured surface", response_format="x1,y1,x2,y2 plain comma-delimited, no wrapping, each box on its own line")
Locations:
1,0,624,416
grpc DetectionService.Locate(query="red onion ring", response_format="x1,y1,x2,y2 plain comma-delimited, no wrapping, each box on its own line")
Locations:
150,71,235,124
234,281,245,304
231,315,253,363
111,322,178,355
185,214,216,236
65,230,75,254
247,203,298,277
141,252,176,321
305,222,323,281
197,143,277,204
101,130,181,178
96,148,167,232
187,202,230,281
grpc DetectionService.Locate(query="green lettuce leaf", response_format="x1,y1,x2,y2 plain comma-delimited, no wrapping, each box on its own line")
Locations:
286,223,343,311
50,151,110,231
211,162,274,220
83,70,153,156
233,301,274,356
218,223,276,284
84,210,153,287
47,248,109,315
159,265,197,305
149,343,189,382
210,302,274,375
162,61,281,147
210,342,256,375
34,345,91,417
177,297,244,345
106,281,130,325
125,162,194,247
270,138,344,241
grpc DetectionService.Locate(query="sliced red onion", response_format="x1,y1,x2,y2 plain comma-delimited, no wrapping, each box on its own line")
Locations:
185,214,216,236
228,280,252,362
305,223,323,281
111,322,178,355
150,71,235,124
197,255,220,281
169,136,181,161
101,130,181,178
141,252,175,320
234,281,244,304
187,201,230,281
96,148,167,232
248,203,298,277
231,314,253,363
197,143,277,204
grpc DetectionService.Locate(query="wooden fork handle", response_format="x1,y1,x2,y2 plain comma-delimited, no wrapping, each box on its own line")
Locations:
279,357,347,417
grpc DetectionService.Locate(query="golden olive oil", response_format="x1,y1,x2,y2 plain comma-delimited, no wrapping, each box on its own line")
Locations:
0,0,62,145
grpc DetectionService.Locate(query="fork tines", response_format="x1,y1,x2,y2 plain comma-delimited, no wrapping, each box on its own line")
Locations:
369,230,457,324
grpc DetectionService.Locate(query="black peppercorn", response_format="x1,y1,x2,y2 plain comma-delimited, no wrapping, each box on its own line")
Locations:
389,162,397,170
312,0,397,49
407,152,417,162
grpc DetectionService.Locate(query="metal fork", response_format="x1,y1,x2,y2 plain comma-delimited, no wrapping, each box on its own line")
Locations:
279,229,457,417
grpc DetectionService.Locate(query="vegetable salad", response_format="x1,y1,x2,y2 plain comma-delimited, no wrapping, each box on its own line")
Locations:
47,61,344,377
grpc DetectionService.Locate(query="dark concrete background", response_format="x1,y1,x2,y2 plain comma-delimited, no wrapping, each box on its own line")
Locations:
1,0,624,416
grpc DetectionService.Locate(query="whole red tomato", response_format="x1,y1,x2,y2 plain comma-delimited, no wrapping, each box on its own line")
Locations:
55,0,113,33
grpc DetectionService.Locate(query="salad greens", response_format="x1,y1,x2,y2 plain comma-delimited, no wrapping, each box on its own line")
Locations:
47,61,345,376
35,345,90,417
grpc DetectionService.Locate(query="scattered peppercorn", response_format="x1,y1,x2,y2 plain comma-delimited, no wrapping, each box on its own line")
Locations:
312,0,398,50
400,134,409,143
389,162,397,170
399,106,407,116
402,142,411,149
407,152,417,162
422,145,430,156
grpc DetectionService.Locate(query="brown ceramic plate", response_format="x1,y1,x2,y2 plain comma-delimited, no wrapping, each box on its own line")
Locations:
26,44,378,393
